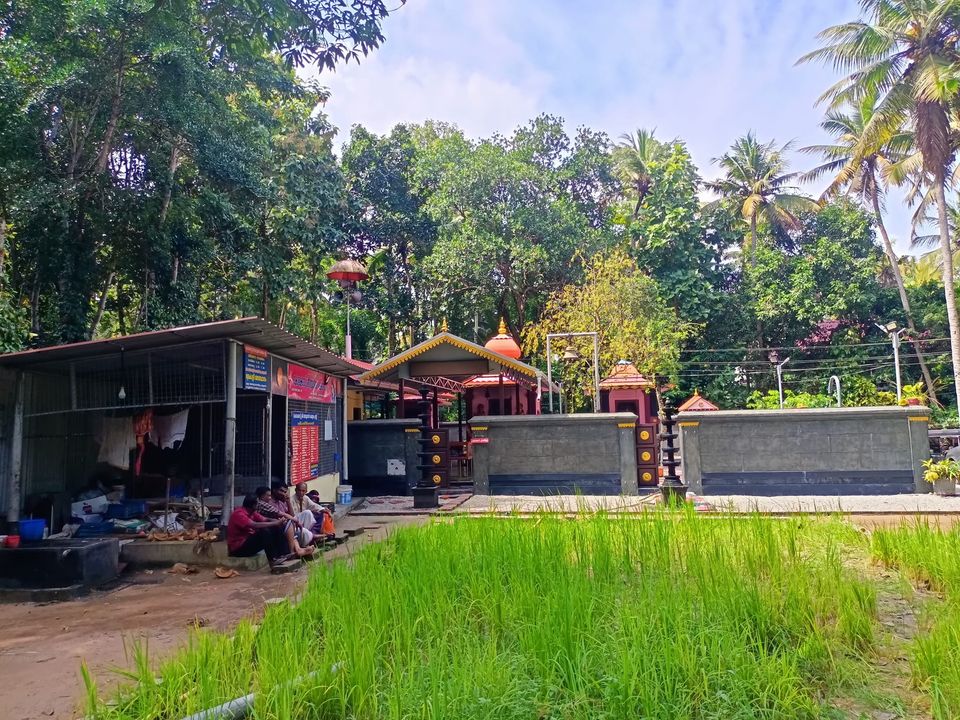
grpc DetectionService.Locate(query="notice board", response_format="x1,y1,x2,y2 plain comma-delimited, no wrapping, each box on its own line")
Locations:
289,411,320,484
243,345,269,391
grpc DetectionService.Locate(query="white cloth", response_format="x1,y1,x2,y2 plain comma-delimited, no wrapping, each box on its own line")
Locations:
153,409,189,449
294,510,316,546
97,416,135,470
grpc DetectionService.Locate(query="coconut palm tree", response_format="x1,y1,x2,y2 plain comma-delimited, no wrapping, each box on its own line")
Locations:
613,128,661,218
800,91,938,404
705,132,818,268
802,0,960,411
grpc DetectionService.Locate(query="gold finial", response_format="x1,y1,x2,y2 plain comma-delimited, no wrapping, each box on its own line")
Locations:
440,317,449,333
498,317,507,335
694,388,700,396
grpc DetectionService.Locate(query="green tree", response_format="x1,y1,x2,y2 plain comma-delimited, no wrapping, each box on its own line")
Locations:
342,124,438,354
613,128,661,218
803,0,960,410
621,139,733,327
706,132,818,268
524,248,694,411
415,115,616,340
748,201,890,344
800,91,938,401
0,0,395,344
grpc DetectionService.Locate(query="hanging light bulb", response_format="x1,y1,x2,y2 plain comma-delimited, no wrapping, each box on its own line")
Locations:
118,385,127,401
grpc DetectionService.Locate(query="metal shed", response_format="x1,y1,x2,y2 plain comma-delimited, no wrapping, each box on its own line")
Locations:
0,318,362,530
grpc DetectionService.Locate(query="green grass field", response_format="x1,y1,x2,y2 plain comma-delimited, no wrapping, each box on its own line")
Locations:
83,512,960,719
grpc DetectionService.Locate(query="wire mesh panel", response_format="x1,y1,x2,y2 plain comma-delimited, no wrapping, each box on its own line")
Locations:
24,341,226,417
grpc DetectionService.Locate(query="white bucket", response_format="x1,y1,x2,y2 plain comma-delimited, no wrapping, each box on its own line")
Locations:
336,485,353,504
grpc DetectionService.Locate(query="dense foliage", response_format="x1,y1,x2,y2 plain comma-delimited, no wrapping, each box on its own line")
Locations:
7,0,960,413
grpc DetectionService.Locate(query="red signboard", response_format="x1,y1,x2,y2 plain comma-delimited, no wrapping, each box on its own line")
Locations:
287,364,336,403
289,411,320,484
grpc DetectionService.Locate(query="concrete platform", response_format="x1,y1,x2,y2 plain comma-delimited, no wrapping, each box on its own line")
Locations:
0,538,119,603
119,539,268,570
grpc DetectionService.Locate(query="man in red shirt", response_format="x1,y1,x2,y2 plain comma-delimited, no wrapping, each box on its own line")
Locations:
227,495,313,562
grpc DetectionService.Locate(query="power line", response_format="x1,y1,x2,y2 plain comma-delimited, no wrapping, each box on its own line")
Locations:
680,337,952,355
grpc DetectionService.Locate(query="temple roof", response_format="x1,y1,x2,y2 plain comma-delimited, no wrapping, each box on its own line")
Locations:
678,390,719,412
358,331,545,392
483,319,522,359
599,360,653,390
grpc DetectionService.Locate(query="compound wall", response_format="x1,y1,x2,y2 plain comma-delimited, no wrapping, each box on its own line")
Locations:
470,413,639,495
678,406,930,495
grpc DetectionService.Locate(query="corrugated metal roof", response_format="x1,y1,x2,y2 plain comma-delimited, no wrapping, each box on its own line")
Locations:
0,317,364,376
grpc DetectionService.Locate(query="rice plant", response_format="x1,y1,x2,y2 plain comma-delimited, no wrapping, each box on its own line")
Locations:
87,511,880,719
870,522,960,720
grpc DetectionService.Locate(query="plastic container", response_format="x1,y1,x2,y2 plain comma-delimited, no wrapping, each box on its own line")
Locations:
19,519,46,541
336,485,353,504
4,535,20,549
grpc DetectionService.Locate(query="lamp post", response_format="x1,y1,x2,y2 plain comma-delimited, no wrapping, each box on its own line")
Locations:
326,259,369,360
827,375,841,407
875,321,906,404
545,331,601,413
768,350,790,409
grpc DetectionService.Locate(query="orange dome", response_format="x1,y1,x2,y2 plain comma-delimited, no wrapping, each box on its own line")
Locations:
484,319,522,359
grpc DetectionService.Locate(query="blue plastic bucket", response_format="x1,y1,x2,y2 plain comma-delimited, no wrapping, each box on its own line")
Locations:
336,485,352,504
19,519,46,541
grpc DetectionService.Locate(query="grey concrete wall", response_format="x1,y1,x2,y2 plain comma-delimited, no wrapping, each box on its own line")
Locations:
471,413,638,495
678,406,930,495
347,419,420,495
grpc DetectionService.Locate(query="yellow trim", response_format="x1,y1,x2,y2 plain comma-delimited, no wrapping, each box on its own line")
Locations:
908,416,929,422
678,421,700,427
471,426,489,431
617,422,635,428
357,332,538,383
404,428,420,433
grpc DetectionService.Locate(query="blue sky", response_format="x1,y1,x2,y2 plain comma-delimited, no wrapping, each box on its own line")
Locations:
310,0,918,255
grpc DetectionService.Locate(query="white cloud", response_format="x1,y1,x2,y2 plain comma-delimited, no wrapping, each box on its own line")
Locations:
307,0,920,253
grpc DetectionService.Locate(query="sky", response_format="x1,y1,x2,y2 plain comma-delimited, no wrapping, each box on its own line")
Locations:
307,0,919,255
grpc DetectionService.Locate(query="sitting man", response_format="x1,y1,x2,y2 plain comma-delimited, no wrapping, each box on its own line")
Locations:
290,483,335,539
227,494,314,562
256,482,321,548
253,485,317,557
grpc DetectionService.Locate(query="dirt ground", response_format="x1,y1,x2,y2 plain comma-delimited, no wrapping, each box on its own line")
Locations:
0,514,420,720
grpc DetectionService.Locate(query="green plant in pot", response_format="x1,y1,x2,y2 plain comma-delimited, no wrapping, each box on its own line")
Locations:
899,382,927,407
922,458,960,496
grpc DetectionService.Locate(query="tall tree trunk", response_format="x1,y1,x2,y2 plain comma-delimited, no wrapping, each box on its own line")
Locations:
88,271,114,339
871,190,938,405
0,212,6,281
935,179,960,414
160,142,182,284
748,213,758,269
93,64,126,175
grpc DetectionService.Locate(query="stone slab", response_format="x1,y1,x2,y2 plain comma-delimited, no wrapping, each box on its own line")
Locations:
119,539,268,570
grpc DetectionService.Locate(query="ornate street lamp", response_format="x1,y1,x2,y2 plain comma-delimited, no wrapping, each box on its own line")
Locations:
326,259,369,360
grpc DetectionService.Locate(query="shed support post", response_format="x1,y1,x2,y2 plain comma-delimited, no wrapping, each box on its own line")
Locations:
342,377,349,482
6,371,24,528
224,343,237,524
398,380,405,419
264,386,272,484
